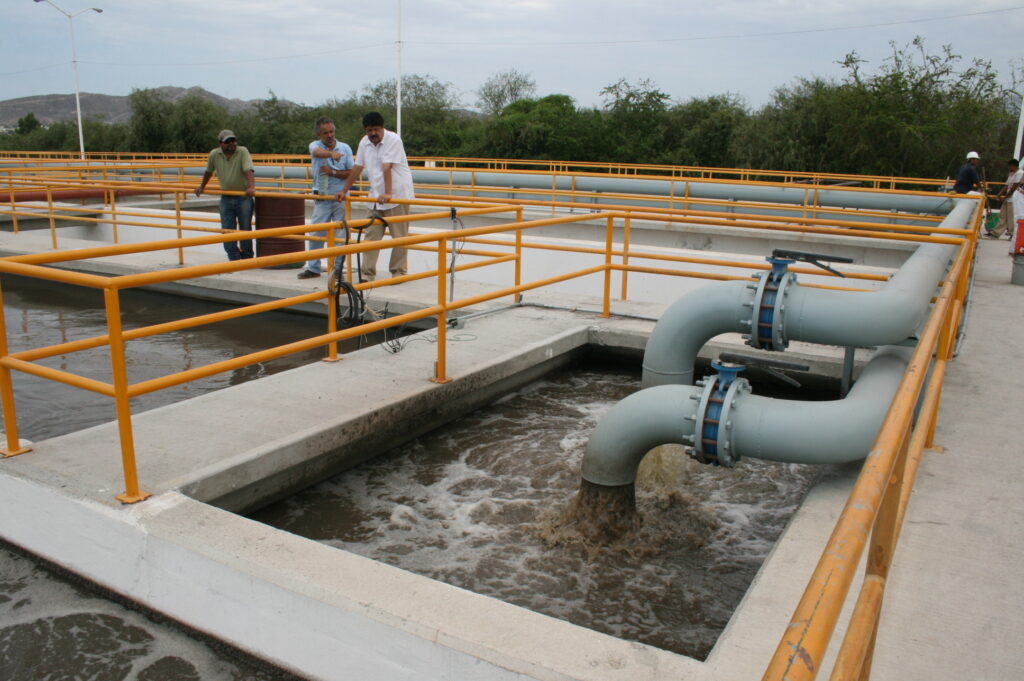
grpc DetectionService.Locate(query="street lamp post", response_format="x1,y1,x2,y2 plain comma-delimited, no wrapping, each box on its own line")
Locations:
33,0,103,160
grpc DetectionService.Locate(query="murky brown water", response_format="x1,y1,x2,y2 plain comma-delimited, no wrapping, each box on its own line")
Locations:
0,273,403,681
1,274,390,442
0,544,303,681
251,366,828,660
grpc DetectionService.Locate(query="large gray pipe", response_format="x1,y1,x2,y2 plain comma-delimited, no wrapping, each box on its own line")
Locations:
30,161,957,216
582,346,911,486
641,198,975,388
172,165,950,227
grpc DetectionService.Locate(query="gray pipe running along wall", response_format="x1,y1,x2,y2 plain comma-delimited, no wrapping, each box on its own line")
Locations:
641,198,976,388
582,346,912,487
173,165,952,227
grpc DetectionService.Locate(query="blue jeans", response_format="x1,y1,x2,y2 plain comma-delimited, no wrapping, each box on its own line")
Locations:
219,195,254,260
305,197,343,273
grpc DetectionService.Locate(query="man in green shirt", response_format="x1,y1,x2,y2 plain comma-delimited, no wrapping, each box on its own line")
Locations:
195,129,256,260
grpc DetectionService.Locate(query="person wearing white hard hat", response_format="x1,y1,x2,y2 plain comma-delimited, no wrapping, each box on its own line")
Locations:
952,151,982,194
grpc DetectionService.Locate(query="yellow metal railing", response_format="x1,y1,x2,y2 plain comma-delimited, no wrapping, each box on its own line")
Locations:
0,158,980,679
760,200,981,681
0,150,953,191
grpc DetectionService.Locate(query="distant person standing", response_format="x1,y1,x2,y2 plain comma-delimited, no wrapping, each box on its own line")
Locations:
335,112,415,282
952,151,982,194
195,129,256,261
298,117,353,279
986,158,1023,239
1012,165,1024,247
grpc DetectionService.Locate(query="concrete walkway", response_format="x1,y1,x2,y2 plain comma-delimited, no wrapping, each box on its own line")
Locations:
871,235,1024,680
0,216,1020,679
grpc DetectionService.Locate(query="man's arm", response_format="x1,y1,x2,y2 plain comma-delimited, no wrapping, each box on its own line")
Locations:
378,162,394,204
311,146,343,161
335,163,364,201
245,170,255,197
195,171,213,197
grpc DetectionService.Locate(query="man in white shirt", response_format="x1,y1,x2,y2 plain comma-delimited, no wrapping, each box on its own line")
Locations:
336,112,415,282
988,158,1023,239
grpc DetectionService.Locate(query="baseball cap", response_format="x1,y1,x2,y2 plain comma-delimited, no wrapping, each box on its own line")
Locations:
218,129,237,142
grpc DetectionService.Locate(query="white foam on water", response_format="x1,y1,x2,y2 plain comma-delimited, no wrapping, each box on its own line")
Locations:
254,366,825,660
1,525,299,680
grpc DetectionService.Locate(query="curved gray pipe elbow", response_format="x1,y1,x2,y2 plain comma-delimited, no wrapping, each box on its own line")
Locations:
641,280,752,388
584,346,911,486
641,199,974,387
582,384,702,487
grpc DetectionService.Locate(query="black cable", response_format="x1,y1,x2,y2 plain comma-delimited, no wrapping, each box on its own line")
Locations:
448,208,465,302
328,212,395,328
328,219,366,328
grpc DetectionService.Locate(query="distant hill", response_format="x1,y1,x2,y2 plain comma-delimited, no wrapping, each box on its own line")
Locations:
0,86,294,128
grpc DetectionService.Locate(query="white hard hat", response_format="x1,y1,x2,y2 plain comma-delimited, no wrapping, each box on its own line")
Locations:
966,151,980,160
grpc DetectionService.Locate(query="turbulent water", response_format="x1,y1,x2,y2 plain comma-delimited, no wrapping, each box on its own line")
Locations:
0,273,373,681
252,366,827,660
1,273,828,670
0,546,303,681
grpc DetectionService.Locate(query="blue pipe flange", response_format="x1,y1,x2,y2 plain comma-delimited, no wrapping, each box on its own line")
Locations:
691,360,750,467
746,256,796,351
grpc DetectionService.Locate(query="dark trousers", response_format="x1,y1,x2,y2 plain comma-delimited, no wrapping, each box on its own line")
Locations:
219,195,254,260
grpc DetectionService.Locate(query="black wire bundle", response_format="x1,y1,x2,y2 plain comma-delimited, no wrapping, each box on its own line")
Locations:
328,219,366,328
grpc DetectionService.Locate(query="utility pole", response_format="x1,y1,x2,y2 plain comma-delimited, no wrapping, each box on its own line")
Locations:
33,0,104,160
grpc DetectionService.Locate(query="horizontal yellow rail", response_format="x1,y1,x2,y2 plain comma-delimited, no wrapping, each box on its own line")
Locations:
0,158,975,675
761,204,977,681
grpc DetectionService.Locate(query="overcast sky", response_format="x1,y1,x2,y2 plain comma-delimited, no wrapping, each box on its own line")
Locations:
3,0,1022,112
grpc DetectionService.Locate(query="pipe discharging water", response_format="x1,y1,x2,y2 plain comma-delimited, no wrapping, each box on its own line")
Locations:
251,365,830,659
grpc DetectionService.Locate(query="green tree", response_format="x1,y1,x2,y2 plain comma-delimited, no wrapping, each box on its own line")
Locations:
478,95,603,161
128,88,173,152
230,92,310,153
357,74,461,111
16,112,41,135
477,69,537,115
733,77,842,172
353,74,469,156
665,94,748,167
167,94,229,153
600,78,671,163
735,38,1017,179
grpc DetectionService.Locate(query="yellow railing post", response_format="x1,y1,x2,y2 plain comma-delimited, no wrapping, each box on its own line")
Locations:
602,215,614,317
7,183,19,234
432,235,451,384
325,216,340,362
344,198,354,284
103,287,150,504
109,189,119,243
514,207,523,304
174,191,185,265
620,216,632,301
46,186,57,249
0,280,31,457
